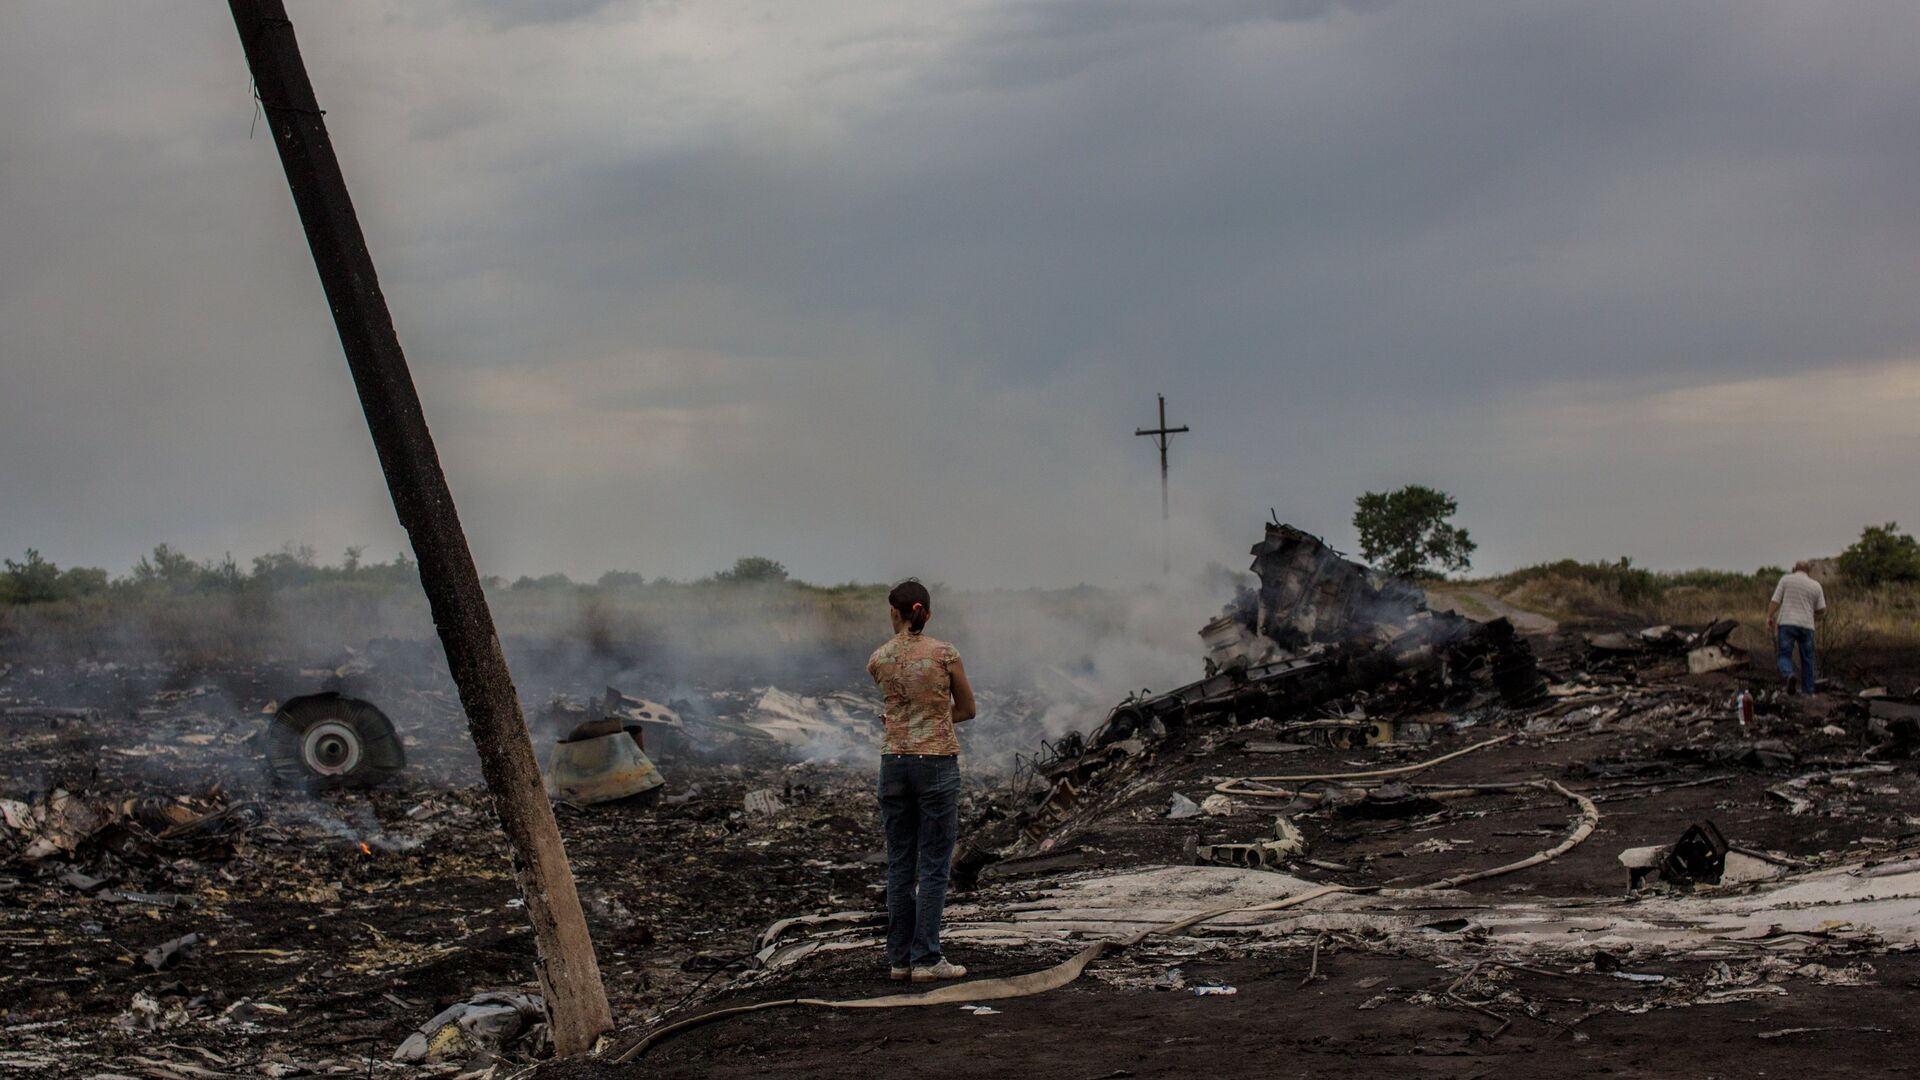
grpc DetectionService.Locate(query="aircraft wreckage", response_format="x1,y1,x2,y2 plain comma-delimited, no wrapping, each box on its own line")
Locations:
957,522,1548,882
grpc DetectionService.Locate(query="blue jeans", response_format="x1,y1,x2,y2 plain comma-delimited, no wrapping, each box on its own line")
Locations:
877,754,961,967
1777,624,1816,693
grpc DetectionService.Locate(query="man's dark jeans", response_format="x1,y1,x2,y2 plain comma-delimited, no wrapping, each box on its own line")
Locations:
878,753,960,968
1777,624,1816,694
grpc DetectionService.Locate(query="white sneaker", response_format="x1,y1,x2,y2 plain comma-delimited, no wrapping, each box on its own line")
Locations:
911,959,968,982
889,965,911,981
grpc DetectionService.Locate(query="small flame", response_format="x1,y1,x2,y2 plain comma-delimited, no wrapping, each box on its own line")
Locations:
358,842,372,856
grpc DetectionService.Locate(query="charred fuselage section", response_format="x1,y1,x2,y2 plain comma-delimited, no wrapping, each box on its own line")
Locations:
1204,523,1544,699
956,522,1546,885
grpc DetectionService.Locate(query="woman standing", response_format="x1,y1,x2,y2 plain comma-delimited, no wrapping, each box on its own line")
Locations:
867,579,977,982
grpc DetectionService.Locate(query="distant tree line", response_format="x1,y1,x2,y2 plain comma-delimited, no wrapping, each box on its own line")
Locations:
1351,483,1919,591
11,515,1913,607
500,556,793,592
2,547,829,606
0,544,422,605
1496,557,1787,606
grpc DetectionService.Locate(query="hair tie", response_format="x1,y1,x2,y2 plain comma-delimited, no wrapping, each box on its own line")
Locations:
912,602,924,612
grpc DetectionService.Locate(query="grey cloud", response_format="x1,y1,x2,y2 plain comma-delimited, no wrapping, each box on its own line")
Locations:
1,1,1916,586
465,0,636,31
453,1,1920,390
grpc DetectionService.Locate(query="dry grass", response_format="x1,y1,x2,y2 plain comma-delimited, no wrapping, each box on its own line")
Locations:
1477,564,1920,677
1426,588,1496,620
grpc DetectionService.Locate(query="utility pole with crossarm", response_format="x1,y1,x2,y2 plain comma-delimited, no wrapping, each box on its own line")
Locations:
1135,394,1190,577
225,0,611,1054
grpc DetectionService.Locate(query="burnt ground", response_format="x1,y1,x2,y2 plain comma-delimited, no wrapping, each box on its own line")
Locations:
4,628,1920,1079
547,953,1920,1079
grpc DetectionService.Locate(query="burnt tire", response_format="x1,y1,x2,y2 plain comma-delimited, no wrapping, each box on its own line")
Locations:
266,692,407,790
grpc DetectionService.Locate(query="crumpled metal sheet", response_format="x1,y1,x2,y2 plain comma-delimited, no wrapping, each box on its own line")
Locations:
546,732,664,805
392,991,546,1063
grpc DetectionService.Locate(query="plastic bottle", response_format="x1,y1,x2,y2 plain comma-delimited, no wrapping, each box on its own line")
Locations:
1736,689,1753,731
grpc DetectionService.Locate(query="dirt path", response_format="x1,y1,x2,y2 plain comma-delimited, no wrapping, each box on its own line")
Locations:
1429,587,1559,635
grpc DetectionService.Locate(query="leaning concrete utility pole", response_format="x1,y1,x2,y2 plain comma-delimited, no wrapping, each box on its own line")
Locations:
1134,393,1190,576
225,1,612,1054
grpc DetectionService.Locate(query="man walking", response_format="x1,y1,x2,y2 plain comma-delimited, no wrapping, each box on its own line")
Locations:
1767,561,1827,695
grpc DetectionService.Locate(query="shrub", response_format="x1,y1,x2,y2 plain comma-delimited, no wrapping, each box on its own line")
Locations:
1,550,110,604
1665,568,1773,592
711,556,790,584
250,545,321,590
1502,557,1662,606
1838,523,1920,586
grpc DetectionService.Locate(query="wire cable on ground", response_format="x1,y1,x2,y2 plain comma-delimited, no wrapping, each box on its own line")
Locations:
1214,733,1515,797
1414,780,1597,890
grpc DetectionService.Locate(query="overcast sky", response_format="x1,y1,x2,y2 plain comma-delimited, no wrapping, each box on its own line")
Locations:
4,1,1917,587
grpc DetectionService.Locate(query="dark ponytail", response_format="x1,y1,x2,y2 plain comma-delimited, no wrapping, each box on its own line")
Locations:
888,579,932,633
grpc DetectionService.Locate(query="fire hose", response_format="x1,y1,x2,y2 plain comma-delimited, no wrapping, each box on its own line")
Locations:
1212,733,1515,797
611,883,1357,1063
